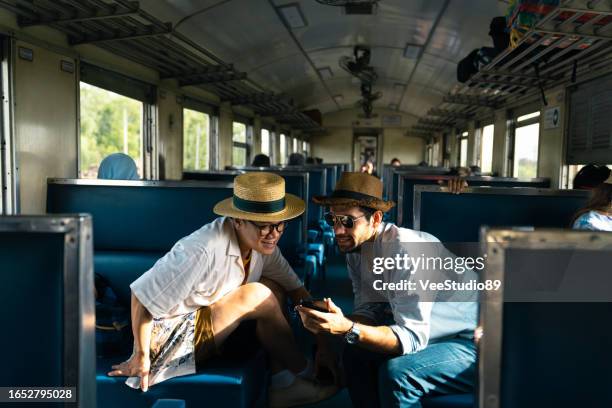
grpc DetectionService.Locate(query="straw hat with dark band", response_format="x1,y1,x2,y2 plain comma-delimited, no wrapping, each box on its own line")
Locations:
312,172,395,213
214,172,305,222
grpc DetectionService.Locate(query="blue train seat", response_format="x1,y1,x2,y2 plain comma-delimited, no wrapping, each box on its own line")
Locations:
397,175,551,228
414,186,589,242
0,215,96,407
481,229,612,408
46,179,311,408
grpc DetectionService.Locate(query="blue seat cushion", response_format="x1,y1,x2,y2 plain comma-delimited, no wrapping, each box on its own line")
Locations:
422,394,474,408
97,350,267,408
95,251,164,307
307,243,325,265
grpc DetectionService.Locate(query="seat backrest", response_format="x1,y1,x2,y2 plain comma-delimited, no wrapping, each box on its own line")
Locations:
480,229,612,408
414,186,589,242
385,168,451,221
0,215,95,406
398,175,552,227
47,179,234,252
182,170,243,182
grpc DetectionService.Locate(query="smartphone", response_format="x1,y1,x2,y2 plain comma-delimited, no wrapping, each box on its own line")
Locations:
299,299,329,313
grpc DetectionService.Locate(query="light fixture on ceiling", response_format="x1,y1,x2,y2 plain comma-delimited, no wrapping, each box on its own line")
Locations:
403,43,423,59
333,95,344,104
277,3,308,29
317,67,333,80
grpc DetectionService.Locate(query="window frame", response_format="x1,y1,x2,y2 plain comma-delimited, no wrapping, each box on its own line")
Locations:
232,118,252,167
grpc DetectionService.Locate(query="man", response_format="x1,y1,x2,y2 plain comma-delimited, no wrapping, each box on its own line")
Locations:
297,172,478,407
390,158,401,167
108,172,335,407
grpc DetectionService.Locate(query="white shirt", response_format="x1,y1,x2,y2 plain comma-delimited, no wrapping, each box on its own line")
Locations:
346,222,478,355
130,217,303,319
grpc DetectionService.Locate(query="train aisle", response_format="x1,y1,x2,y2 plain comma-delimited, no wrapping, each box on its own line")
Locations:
300,252,354,408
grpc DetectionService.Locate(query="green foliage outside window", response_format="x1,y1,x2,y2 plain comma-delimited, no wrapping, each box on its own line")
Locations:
80,83,142,178
183,109,210,170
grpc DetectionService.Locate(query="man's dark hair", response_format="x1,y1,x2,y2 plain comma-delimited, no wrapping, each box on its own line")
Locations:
359,206,378,221
251,154,270,167
306,157,315,164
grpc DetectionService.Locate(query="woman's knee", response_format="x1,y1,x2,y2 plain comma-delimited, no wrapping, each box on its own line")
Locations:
239,282,279,313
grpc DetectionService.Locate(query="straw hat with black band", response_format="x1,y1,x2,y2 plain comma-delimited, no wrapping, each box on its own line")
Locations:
214,172,305,222
312,172,395,213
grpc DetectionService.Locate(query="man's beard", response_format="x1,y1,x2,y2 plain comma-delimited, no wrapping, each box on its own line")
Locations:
336,237,361,253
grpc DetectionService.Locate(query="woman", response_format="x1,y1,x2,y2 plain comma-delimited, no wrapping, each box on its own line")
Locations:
571,173,612,231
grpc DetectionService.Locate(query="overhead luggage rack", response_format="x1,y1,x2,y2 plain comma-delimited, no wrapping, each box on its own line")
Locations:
410,0,612,135
0,0,323,130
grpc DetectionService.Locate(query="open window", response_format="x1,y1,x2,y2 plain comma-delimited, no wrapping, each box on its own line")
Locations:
79,63,156,179
512,111,540,178
232,119,251,167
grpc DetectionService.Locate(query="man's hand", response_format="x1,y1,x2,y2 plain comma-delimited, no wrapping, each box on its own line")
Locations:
108,351,151,392
439,177,468,194
297,298,353,336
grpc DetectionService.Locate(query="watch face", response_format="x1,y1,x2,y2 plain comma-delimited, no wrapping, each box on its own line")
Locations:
345,328,359,344
345,332,357,344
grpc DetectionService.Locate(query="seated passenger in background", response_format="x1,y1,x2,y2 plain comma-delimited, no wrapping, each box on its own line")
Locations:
288,152,305,166
572,174,612,231
298,173,478,408
572,164,611,190
98,152,139,180
306,157,316,165
108,172,336,407
390,157,401,167
418,160,428,167
251,153,271,167
315,157,323,164
469,165,482,176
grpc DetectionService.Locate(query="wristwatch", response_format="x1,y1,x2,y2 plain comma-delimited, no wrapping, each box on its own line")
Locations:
344,322,361,344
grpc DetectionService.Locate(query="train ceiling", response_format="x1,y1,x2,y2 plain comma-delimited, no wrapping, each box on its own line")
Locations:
1,1,610,135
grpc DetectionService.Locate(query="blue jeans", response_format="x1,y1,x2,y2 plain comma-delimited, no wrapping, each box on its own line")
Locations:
342,337,476,408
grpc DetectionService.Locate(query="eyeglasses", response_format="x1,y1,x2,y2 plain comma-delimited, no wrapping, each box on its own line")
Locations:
248,220,286,236
324,213,366,229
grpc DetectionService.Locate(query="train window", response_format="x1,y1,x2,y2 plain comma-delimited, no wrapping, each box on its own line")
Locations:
261,128,271,156
232,122,249,166
433,140,440,167
480,124,494,173
459,131,468,168
302,141,309,156
79,82,143,178
513,111,540,178
183,108,210,171
279,133,287,164
292,138,298,154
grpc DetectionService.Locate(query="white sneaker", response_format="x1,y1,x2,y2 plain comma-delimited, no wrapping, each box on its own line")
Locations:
268,377,338,408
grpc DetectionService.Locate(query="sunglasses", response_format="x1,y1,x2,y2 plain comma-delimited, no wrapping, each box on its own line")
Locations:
324,213,366,229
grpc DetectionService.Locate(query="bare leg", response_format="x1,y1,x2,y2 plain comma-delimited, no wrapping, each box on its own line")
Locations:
209,282,306,374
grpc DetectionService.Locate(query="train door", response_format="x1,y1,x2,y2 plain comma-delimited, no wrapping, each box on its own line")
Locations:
353,129,380,175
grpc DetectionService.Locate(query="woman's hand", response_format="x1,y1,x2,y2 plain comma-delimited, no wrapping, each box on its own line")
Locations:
108,351,151,392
